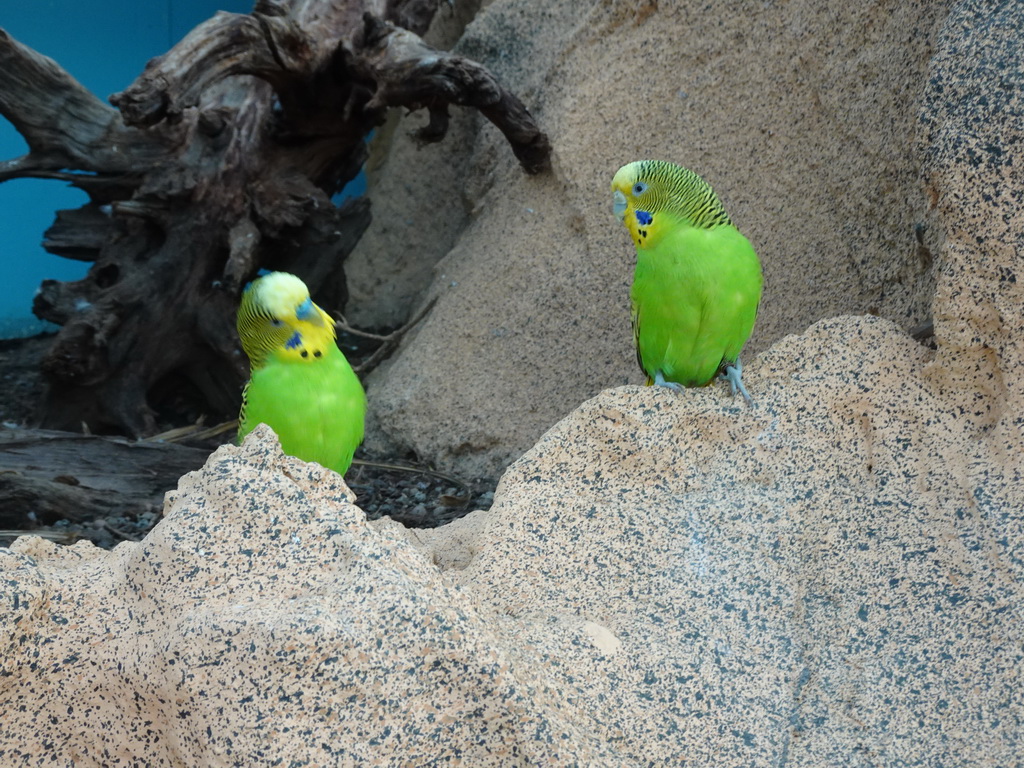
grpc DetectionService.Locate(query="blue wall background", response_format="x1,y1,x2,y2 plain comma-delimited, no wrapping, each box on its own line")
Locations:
0,1,254,337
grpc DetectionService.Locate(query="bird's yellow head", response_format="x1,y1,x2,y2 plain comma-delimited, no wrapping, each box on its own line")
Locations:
237,271,337,368
611,160,731,249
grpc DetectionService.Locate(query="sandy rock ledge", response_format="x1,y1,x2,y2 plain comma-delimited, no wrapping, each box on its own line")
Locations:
2,310,1022,766
0,425,611,765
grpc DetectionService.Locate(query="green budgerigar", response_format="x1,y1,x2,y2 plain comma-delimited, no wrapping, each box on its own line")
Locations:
236,271,365,475
611,160,763,404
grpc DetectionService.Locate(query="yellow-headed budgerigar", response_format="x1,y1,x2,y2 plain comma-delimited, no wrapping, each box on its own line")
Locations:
236,271,365,474
611,160,763,404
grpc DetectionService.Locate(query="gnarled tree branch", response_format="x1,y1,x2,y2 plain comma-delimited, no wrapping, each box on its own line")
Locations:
0,28,170,173
351,13,551,174
109,11,315,128
0,0,549,438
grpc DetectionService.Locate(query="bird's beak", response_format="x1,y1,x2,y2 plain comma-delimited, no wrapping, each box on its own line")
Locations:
613,189,628,221
295,297,331,327
316,304,335,329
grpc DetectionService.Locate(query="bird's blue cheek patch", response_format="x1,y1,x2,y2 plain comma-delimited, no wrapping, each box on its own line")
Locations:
295,297,314,320
285,331,303,349
635,210,653,226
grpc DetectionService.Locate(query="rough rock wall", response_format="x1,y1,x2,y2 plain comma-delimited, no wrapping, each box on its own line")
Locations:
440,3,1024,762
358,0,951,478
920,0,1024,436
344,0,483,329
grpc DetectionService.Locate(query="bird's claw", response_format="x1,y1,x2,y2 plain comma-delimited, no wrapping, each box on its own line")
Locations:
653,370,683,392
721,360,753,406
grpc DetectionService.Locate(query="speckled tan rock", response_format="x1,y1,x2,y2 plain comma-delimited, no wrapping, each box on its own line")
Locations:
0,425,613,766
920,0,1024,441
449,315,1022,766
362,0,951,477
4,314,1020,765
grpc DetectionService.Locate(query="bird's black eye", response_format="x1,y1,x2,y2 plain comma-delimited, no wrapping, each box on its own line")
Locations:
633,182,648,195
270,318,284,327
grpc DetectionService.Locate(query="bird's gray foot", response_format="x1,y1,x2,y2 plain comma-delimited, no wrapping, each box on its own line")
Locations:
722,359,754,406
654,370,682,392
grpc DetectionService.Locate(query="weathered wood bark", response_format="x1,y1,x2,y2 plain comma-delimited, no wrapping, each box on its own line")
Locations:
0,428,209,528
0,0,549,436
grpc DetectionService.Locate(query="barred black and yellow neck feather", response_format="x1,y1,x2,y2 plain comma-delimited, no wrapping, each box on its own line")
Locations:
237,291,286,370
632,160,731,229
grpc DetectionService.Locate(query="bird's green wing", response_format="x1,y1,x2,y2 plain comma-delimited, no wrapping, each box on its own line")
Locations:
693,227,762,368
630,300,654,385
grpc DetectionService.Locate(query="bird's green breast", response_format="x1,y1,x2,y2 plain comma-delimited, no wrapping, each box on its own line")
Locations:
239,344,366,475
630,218,762,387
